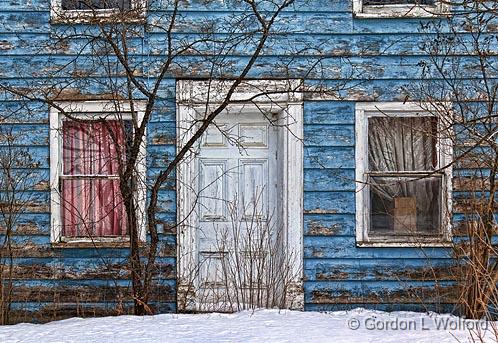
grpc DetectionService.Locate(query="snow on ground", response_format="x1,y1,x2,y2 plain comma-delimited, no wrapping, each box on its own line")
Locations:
0,308,496,343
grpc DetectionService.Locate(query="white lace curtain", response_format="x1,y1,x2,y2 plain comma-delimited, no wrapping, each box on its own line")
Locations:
368,116,440,231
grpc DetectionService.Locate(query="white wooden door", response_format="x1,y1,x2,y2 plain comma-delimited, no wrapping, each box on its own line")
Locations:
177,80,305,312
195,110,278,309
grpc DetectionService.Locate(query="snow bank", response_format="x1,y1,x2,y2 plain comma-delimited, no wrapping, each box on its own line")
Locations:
0,308,495,343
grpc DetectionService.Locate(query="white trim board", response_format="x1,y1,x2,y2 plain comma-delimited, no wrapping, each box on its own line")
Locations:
176,80,304,311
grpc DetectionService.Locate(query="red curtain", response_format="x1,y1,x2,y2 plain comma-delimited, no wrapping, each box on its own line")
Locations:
61,120,128,237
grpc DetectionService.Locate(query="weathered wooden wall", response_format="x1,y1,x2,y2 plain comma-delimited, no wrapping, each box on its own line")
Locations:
0,0,495,322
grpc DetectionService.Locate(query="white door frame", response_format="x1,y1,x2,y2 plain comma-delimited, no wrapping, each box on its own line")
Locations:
176,80,304,311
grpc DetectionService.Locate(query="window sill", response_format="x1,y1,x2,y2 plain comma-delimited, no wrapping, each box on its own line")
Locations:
354,5,448,18
357,239,453,248
51,238,137,249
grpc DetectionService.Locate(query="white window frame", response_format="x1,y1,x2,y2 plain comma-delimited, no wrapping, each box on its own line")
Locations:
355,102,452,247
50,0,146,23
352,0,449,18
50,100,147,244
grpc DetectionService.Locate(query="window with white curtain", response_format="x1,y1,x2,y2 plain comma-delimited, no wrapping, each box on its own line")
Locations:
355,103,452,246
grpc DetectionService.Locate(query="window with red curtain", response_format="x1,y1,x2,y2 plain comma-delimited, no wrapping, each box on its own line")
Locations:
61,120,129,238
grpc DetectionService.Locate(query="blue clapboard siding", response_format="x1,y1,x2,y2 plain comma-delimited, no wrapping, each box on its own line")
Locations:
0,0,493,322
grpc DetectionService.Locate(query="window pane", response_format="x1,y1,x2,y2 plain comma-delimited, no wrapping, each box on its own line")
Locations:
368,117,437,172
61,178,127,237
62,120,128,176
61,0,131,10
363,0,435,5
369,176,441,235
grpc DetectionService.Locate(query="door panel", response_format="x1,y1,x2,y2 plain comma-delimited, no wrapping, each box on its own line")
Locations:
198,160,227,221
240,160,268,219
240,124,268,147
